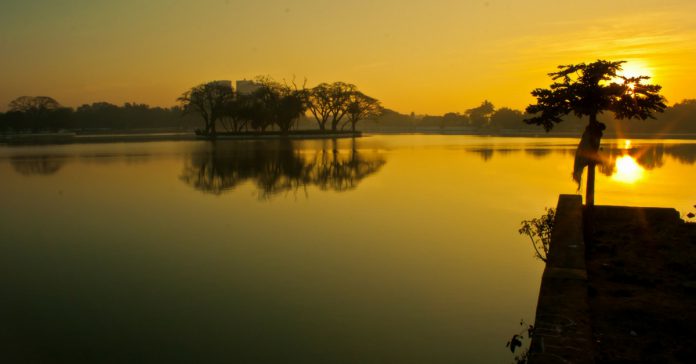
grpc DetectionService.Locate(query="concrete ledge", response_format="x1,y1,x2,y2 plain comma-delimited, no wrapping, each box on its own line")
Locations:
528,195,594,363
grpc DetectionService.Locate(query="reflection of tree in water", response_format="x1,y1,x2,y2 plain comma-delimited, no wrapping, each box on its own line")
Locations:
599,143,696,176
469,149,495,161
664,144,696,164
307,139,386,192
467,143,695,175
180,139,386,198
523,148,553,159
10,155,66,175
471,147,560,161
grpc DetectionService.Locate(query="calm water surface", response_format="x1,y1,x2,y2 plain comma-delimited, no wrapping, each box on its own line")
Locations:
1,135,695,363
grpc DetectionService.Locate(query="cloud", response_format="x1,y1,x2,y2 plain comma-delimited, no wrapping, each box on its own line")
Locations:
503,11,696,67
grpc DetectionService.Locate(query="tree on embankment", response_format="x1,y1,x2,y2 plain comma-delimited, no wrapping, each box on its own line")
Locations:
306,82,379,132
179,78,379,135
3,96,72,132
246,78,307,134
343,91,383,132
177,81,234,137
466,100,495,129
524,60,666,206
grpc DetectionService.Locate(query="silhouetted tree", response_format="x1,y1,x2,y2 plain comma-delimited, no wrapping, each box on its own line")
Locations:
9,96,61,113
6,96,72,132
440,112,468,128
275,92,306,133
328,82,356,131
254,78,307,133
71,102,193,130
524,60,666,206
466,100,495,129
306,83,333,131
306,82,357,131
225,79,306,133
222,95,256,132
342,91,382,132
519,208,555,263
177,81,234,137
490,107,525,131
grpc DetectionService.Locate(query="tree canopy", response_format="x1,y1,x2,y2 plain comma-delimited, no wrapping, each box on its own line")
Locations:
9,96,62,113
343,91,383,132
305,82,369,131
177,81,234,136
466,100,495,129
524,60,666,132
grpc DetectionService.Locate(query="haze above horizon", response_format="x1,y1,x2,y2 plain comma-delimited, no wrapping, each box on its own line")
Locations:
2,0,695,114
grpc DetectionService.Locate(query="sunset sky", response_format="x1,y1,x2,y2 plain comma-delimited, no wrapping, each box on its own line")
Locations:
1,0,695,114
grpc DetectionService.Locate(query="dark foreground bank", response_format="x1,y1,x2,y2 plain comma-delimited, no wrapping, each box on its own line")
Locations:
587,206,696,362
529,196,696,363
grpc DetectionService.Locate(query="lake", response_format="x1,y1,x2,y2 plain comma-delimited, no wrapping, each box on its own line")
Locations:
1,135,694,363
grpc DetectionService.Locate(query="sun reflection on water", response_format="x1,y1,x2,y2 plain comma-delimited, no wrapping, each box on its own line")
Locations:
612,155,644,184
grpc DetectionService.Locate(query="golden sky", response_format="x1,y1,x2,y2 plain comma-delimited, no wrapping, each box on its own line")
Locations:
1,0,695,114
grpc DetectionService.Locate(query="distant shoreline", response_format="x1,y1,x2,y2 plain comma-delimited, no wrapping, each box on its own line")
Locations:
1,130,696,146
0,130,363,145
195,130,363,140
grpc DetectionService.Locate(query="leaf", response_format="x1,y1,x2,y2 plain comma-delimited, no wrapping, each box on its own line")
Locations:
687,212,695,219
509,334,523,353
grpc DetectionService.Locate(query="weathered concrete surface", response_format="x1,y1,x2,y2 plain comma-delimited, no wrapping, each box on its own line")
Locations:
528,195,594,364
586,205,696,362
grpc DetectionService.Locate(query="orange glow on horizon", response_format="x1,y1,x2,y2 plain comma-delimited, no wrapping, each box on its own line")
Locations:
0,2,695,114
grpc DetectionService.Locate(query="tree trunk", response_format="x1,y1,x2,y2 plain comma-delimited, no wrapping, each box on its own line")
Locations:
586,163,596,207
585,113,602,208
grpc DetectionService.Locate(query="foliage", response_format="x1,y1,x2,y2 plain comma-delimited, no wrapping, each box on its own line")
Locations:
489,107,524,130
306,82,374,131
177,81,234,136
343,91,383,132
328,82,356,131
466,100,495,128
506,319,535,363
9,96,62,113
519,207,555,262
305,83,334,130
525,60,666,132
221,78,307,133
70,102,192,130
3,96,72,132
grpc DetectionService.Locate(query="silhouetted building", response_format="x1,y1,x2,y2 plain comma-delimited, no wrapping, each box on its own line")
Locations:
212,80,233,90
236,80,261,95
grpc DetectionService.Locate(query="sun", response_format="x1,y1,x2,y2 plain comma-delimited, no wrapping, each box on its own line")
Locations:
610,60,654,91
619,60,654,79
